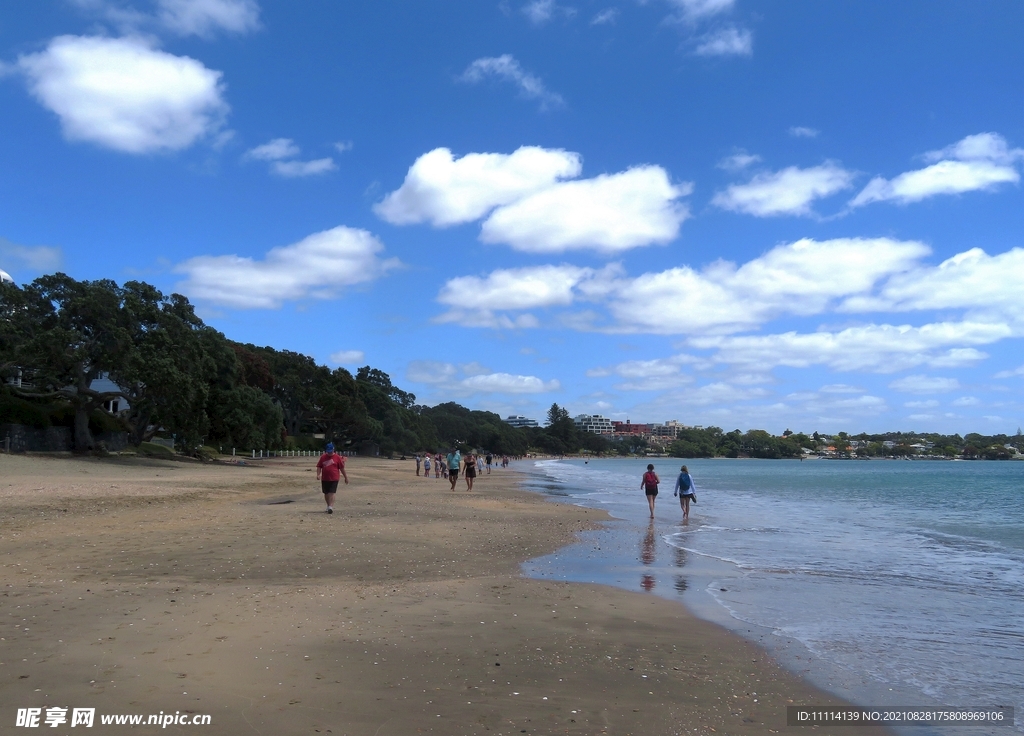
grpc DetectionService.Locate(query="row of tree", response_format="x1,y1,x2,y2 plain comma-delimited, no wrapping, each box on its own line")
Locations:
3,274,1018,459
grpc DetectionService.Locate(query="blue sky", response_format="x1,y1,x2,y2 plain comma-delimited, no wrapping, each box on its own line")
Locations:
2,0,1024,435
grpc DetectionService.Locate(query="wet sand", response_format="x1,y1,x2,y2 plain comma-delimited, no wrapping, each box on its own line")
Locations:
0,454,888,735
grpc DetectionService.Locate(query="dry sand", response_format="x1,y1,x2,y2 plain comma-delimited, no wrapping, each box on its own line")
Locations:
0,454,889,735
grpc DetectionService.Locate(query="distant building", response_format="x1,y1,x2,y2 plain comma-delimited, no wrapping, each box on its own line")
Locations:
612,420,651,437
573,414,614,435
504,415,539,428
649,420,683,440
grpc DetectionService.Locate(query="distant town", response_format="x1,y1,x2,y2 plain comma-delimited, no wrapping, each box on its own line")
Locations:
504,414,1024,460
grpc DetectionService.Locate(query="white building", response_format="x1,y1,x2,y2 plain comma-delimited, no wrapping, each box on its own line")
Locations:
573,414,614,435
504,415,539,428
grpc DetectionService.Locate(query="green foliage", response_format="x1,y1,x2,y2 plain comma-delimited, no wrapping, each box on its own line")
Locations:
138,441,174,458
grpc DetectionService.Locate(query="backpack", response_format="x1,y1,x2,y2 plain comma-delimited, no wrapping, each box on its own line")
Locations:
643,471,658,490
679,473,691,491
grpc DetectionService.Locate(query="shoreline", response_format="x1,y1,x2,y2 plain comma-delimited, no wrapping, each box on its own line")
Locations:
1,453,891,735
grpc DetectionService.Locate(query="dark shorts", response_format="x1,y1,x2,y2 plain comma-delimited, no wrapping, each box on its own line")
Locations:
449,469,459,480
466,467,476,478
321,480,339,495
645,488,658,497
679,492,694,500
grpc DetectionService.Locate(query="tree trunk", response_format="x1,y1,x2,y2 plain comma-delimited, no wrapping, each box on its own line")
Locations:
74,403,94,452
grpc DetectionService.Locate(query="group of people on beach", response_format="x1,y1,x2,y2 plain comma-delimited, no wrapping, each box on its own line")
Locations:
642,463,697,519
414,450,512,491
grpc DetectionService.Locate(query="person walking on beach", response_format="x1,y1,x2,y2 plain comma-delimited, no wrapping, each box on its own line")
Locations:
415,453,422,476
464,452,477,491
641,463,660,518
316,442,348,514
673,465,697,520
422,453,431,479
486,453,493,474
446,448,461,490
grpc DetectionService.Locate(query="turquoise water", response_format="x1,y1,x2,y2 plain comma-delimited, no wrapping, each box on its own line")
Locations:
520,458,1024,735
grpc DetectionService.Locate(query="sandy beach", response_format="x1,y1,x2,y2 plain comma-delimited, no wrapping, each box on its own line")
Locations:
0,454,888,735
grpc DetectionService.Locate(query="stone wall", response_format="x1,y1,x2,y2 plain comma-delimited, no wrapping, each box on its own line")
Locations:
0,424,130,453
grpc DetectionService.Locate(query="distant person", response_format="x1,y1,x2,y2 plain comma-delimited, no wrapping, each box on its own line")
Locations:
464,453,477,491
486,453,493,474
641,463,660,518
435,453,443,479
415,453,422,476
476,455,484,474
316,442,348,514
446,449,461,490
423,453,431,479
673,465,697,520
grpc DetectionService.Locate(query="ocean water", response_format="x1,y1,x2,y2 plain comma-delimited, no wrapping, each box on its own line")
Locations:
519,458,1024,735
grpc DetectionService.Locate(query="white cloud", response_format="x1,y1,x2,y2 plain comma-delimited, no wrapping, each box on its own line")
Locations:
157,0,260,37
174,226,399,309
461,373,560,393
407,361,459,384
850,133,1023,207
601,238,928,334
16,35,227,154
712,162,855,216
334,140,353,153
692,321,1009,374
717,151,761,171
590,356,697,391
272,158,336,177
329,350,364,365
840,247,1024,323
460,54,564,109
694,27,752,57
951,396,979,407
994,364,1024,379
480,166,692,253
244,138,299,161
374,146,581,226
439,264,591,311
591,8,619,24
522,0,555,24
406,361,558,394
904,400,939,409
0,237,63,272
789,126,819,138
888,374,961,394
819,384,863,394
667,0,735,23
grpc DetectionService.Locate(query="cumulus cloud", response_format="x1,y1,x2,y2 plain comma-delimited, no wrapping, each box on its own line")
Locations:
521,0,573,25
329,350,364,365
406,361,559,394
244,137,299,161
888,374,961,394
374,146,581,226
789,126,819,138
601,238,928,334
244,138,336,177
850,133,1023,207
840,247,1024,323
460,54,564,109
690,321,1008,374
713,162,855,216
994,364,1024,379
481,166,691,253
461,373,560,393
589,356,697,391
16,35,227,153
174,226,399,308
272,158,336,177
717,151,761,171
0,237,63,272
667,0,735,23
694,27,752,57
157,0,260,37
